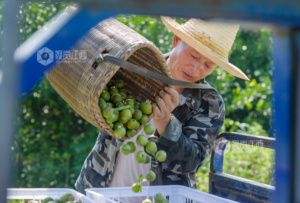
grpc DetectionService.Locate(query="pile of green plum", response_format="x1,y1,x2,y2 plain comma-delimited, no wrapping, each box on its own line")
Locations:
99,79,153,139
38,193,79,203
142,193,169,203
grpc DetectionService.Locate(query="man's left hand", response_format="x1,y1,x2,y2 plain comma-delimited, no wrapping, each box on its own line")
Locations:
153,86,179,135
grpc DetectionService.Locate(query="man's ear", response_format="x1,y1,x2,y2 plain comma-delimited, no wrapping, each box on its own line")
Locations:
173,35,181,47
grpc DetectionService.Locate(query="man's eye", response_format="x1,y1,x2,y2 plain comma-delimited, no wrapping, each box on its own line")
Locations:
191,54,198,59
205,63,212,69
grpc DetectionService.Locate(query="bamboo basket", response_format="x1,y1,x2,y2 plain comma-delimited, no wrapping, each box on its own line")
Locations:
45,17,171,140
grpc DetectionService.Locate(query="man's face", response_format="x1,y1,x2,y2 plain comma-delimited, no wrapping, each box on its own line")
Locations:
167,36,217,83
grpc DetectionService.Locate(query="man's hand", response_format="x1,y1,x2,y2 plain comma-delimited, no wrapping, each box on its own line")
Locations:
153,86,179,136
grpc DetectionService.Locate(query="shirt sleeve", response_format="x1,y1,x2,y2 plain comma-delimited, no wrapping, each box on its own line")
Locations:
155,91,225,175
75,131,123,194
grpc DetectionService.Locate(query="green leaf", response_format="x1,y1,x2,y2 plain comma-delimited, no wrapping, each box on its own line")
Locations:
152,153,156,160
137,174,143,184
245,102,253,110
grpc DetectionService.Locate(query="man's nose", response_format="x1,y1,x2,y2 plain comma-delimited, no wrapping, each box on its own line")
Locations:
190,60,204,71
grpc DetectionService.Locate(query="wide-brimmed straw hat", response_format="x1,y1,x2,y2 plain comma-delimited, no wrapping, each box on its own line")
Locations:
161,16,249,80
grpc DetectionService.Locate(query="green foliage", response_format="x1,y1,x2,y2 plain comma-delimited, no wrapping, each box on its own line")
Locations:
18,2,71,44
197,144,274,192
215,28,273,135
11,2,98,189
8,200,31,203
12,78,97,188
11,3,274,193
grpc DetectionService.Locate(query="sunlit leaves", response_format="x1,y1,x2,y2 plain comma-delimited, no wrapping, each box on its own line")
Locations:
18,2,69,43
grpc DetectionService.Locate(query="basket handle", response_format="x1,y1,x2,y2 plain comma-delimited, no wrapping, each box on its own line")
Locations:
95,54,216,90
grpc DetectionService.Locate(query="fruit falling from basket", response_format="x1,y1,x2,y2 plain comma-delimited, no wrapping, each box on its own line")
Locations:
99,79,154,139
100,79,169,203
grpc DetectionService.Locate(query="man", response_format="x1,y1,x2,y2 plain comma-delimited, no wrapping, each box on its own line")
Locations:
75,16,248,194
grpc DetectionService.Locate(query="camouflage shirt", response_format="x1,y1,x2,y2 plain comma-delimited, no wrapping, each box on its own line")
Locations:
75,78,225,193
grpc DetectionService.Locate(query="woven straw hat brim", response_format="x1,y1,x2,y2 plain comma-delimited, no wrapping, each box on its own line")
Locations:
161,16,249,80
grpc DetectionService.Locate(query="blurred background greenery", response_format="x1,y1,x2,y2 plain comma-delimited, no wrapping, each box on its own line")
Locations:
7,2,274,193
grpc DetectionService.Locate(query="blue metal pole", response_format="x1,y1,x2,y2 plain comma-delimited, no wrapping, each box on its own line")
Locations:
0,0,20,202
291,30,300,203
273,29,292,203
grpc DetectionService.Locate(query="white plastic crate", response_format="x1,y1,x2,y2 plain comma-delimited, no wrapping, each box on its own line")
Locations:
85,185,238,203
7,188,96,203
